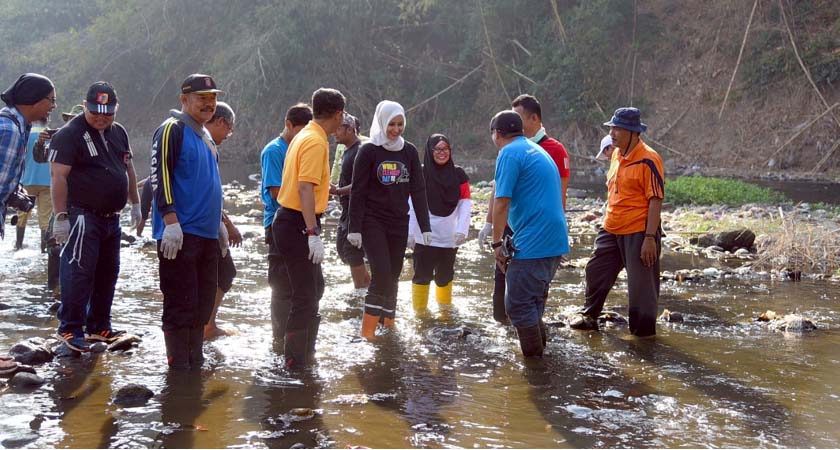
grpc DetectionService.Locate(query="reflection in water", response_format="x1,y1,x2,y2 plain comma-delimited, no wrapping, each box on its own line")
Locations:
2,179,840,448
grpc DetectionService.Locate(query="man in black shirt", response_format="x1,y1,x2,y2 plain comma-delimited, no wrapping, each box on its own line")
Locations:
330,112,369,289
49,81,141,352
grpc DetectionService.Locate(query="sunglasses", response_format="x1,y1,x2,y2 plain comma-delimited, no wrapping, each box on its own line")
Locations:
87,109,114,117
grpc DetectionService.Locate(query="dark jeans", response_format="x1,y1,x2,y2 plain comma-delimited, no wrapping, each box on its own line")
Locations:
504,256,562,328
57,208,121,334
361,217,407,320
217,247,236,294
582,229,661,337
266,223,292,338
492,226,513,323
412,244,457,286
158,233,218,331
271,207,324,333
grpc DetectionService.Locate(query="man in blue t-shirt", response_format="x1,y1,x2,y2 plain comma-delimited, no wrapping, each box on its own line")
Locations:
259,103,312,344
489,110,568,361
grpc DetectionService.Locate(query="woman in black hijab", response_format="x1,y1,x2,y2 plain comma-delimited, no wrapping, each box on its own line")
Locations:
408,133,472,312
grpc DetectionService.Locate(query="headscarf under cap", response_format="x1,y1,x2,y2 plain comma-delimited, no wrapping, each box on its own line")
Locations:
424,133,468,217
369,100,405,151
1,73,54,107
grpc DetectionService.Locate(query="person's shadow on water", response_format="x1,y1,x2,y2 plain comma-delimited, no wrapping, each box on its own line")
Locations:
154,368,227,449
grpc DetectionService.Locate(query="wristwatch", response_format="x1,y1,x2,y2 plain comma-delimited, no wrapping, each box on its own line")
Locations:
55,212,69,221
491,240,503,249
302,226,321,236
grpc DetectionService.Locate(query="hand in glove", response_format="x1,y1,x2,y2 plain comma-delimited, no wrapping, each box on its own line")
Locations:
53,217,70,245
453,232,466,247
129,203,142,229
218,221,229,258
478,222,492,249
308,235,325,264
347,232,362,249
407,234,415,250
422,231,433,246
160,222,183,260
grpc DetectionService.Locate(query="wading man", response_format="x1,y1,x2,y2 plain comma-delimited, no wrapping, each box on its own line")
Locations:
50,81,141,352
151,74,225,369
569,107,664,337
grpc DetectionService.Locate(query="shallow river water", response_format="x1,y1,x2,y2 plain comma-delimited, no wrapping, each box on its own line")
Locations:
1,178,839,448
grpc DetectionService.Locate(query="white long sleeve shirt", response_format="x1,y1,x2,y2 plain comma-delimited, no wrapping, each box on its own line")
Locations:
409,181,472,248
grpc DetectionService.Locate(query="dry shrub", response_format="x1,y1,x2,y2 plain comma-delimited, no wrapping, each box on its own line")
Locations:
753,208,840,274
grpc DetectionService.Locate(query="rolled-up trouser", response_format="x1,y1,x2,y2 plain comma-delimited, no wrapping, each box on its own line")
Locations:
217,246,236,293
158,233,219,331
504,256,561,328
57,208,121,334
412,244,457,287
582,228,661,337
266,224,292,338
361,217,407,320
271,207,324,333
18,185,52,230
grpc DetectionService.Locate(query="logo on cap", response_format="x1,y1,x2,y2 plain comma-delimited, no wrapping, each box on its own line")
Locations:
96,93,109,105
205,78,212,87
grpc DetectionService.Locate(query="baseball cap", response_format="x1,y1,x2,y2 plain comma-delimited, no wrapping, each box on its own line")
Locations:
597,134,613,161
181,74,224,95
85,82,118,114
341,112,360,131
489,110,524,136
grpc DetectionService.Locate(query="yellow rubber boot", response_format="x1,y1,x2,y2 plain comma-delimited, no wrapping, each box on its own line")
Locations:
412,283,430,311
435,283,452,305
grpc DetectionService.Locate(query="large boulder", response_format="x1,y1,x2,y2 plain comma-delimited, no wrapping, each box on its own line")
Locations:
113,384,154,407
690,229,756,252
9,372,45,388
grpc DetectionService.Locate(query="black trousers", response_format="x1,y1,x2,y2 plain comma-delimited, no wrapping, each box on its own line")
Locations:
582,229,661,337
412,244,457,286
492,226,513,323
266,224,292,339
270,207,324,333
158,233,218,331
361,217,407,320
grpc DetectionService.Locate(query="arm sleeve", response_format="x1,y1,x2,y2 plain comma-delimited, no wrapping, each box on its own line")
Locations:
642,156,665,200
348,144,371,233
260,143,284,193
151,120,183,216
455,182,472,237
48,126,77,167
0,123,21,205
297,138,326,185
408,147,431,233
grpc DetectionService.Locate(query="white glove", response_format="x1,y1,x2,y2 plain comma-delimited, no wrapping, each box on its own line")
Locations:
422,232,433,246
308,235,324,264
454,232,466,247
160,222,183,260
129,203,142,229
478,222,492,249
218,221,229,258
407,234,415,250
347,232,362,249
53,217,70,245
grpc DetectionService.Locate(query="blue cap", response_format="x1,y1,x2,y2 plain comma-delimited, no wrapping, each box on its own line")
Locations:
603,107,647,133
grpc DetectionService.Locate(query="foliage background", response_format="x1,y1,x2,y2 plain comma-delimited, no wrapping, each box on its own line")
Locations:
1,0,837,175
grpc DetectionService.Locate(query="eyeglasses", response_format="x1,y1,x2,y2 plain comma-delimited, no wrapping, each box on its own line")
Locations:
46,97,56,105
433,145,450,154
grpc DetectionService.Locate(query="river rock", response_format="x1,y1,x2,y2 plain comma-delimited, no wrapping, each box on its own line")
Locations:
0,358,18,377
112,383,154,407
597,311,627,324
53,344,79,358
659,309,684,322
1,434,40,448
48,301,60,314
734,248,751,256
9,341,53,365
90,342,108,353
120,231,136,244
716,229,756,252
9,372,45,388
242,231,259,240
757,310,778,321
768,314,817,333
108,334,142,352
246,209,262,218
0,302,11,310
702,267,721,278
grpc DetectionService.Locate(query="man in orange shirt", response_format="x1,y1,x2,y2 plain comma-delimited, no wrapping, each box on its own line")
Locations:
271,87,344,369
570,107,664,337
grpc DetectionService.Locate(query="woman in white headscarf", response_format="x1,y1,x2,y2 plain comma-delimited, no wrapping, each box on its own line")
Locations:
347,100,431,340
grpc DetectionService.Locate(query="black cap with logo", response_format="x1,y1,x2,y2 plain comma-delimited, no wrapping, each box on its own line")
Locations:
490,110,524,136
180,74,224,95
86,81,118,114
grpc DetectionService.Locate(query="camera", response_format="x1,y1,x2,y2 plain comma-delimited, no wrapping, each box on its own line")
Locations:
5,186,35,213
